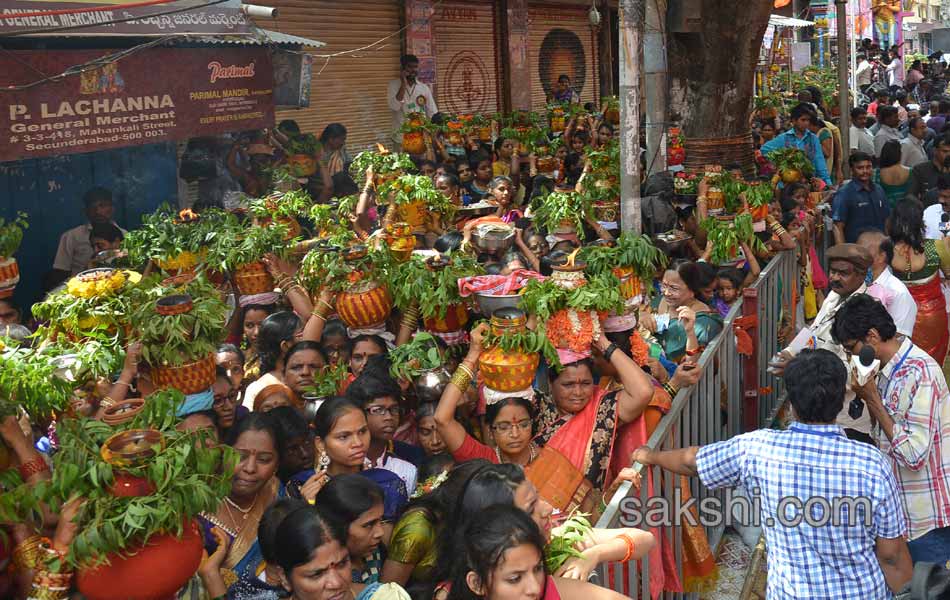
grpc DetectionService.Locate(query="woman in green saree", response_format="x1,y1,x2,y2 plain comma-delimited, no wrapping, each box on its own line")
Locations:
641,260,724,363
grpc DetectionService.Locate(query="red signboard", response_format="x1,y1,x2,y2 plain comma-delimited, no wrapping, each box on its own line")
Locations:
0,0,251,36
0,47,275,162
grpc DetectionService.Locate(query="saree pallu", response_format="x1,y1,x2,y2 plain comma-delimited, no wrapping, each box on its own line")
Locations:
908,275,949,365
179,479,280,599
533,388,618,492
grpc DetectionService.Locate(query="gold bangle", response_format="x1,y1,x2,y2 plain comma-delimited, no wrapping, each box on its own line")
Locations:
449,368,472,391
319,299,335,313
772,225,788,237
662,383,679,398
314,313,327,323
100,396,116,409
13,535,46,571
457,363,475,380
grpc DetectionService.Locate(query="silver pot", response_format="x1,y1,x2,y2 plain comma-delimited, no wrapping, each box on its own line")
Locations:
472,227,515,254
301,392,328,422
413,367,451,404
475,293,521,317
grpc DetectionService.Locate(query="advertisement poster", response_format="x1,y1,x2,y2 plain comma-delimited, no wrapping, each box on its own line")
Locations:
0,47,275,162
0,0,250,36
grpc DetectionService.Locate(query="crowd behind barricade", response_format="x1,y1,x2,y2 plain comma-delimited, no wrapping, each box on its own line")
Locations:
1,52,950,600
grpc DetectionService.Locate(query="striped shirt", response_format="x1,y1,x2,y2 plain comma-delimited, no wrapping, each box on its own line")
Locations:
875,338,950,540
697,423,906,600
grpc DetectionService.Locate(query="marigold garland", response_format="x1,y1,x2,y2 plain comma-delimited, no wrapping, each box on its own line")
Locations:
66,270,126,299
629,329,651,366
546,309,603,353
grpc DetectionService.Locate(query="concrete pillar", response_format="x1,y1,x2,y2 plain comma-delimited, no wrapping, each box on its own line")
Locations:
505,0,532,111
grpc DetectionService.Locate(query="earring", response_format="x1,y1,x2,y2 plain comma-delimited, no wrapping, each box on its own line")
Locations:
317,452,330,471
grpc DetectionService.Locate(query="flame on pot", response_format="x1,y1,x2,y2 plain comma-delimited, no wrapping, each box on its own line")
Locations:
565,247,581,268
176,208,200,223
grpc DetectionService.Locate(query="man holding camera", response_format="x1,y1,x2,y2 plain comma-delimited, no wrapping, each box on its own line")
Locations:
833,293,950,565
387,54,438,146
771,244,873,442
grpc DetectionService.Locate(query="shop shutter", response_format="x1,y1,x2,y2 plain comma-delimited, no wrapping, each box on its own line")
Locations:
527,3,600,111
260,0,401,151
431,1,503,116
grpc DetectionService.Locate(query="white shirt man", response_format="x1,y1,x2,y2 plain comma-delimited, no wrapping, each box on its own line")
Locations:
888,54,904,87
856,56,872,88
850,108,875,156
52,188,126,276
859,230,918,337
900,117,929,168
387,54,437,145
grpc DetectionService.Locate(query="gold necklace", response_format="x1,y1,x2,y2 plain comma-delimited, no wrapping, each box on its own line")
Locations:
224,493,257,519
496,443,539,466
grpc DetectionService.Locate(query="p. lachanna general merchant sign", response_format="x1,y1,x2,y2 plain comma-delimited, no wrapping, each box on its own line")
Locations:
0,47,276,162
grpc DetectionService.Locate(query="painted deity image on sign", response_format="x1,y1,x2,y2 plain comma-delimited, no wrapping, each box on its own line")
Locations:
538,28,587,101
443,50,489,114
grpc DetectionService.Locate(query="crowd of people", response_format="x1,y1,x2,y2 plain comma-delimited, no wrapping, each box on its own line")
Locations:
5,50,950,600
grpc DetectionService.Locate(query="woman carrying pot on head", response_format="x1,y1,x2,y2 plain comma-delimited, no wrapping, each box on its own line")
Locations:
316,474,388,584
286,397,409,524
270,504,411,600
185,413,282,597
243,311,304,409
229,302,274,384
640,259,724,365
382,460,491,587
445,323,656,501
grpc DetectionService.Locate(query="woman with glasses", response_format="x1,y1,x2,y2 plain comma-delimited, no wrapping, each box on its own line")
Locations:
640,259,724,365
212,365,246,439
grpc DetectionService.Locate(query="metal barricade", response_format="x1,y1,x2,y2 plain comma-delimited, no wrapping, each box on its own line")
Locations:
594,249,798,599
751,250,798,425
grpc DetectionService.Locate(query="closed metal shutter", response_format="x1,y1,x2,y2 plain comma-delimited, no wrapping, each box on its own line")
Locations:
527,3,600,111
431,1,503,116
259,0,401,151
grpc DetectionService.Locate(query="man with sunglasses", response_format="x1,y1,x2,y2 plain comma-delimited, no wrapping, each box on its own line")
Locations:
771,243,873,443
833,293,950,565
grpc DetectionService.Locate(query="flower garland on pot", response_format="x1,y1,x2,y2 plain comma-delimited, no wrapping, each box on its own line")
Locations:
122,205,229,275
32,268,140,346
0,212,27,297
518,254,624,363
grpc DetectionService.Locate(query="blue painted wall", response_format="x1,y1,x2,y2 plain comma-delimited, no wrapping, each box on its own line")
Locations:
0,142,179,310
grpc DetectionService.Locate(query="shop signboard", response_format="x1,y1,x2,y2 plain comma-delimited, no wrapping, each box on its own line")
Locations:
0,47,275,162
0,0,250,36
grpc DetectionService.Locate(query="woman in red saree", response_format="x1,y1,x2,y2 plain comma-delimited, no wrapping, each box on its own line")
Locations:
888,201,950,369
531,337,657,498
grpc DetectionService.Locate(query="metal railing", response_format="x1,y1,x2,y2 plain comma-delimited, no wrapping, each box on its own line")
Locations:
594,250,799,599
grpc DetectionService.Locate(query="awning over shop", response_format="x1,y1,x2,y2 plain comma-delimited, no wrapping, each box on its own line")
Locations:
183,28,325,49
768,15,815,29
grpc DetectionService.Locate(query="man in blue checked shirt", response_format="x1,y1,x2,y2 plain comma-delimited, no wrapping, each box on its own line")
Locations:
761,103,833,188
633,349,912,599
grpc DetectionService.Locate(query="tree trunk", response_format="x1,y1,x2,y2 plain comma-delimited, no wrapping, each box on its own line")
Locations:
667,0,773,172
